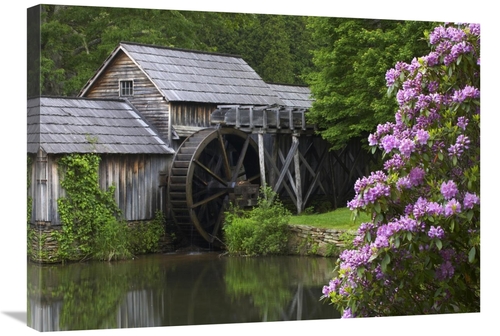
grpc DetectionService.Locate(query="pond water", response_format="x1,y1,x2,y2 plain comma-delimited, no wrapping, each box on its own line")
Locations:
27,252,340,331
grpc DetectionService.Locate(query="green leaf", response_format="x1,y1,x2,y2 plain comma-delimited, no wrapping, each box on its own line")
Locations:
406,232,413,241
381,254,391,273
435,239,442,250
468,246,476,263
466,210,474,221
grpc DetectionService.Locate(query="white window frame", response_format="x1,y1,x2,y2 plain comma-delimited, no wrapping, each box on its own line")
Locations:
119,79,134,97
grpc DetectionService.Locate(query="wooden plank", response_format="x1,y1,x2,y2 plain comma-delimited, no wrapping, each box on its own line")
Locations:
217,128,232,180
263,144,297,207
272,140,299,198
258,132,266,188
293,135,302,214
299,148,327,195
49,155,60,224
231,135,251,183
221,108,309,129
278,149,296,192
235,106,240,129
302,148,328,206
35,149,49,222
249,106,254,130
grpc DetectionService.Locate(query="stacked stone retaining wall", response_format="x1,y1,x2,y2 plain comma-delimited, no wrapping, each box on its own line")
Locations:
27,221,177,264
287,225,350,257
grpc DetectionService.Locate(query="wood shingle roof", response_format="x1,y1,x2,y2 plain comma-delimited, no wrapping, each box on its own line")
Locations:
81,42,285,106
266,83,313,109
27,97,174,154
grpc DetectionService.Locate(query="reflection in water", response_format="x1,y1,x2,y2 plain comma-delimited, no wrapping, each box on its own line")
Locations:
27,253,340,331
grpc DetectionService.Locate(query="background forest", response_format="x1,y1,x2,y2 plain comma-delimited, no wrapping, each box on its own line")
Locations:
34,4,438,148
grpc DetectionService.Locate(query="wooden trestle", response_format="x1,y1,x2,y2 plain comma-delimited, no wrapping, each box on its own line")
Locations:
211,105,328,215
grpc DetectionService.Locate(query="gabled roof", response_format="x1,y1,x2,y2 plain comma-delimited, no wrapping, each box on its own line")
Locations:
27,97,174,154
80,42,284,106
266,83,313,109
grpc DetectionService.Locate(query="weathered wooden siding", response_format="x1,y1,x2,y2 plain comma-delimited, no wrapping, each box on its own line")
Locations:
170,102,218,127
28,152,171,226
84,50,170,141
99,154,170,220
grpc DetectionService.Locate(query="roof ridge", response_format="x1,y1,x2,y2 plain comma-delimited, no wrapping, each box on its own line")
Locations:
266,82,310,88
119,41,244,59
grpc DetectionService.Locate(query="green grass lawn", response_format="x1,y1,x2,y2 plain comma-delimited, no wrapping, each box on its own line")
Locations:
288,207,370,230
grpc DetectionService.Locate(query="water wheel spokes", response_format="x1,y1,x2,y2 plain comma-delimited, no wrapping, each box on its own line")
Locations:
168,127,260,247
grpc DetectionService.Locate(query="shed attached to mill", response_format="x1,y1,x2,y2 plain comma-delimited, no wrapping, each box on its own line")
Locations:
27,96,174,228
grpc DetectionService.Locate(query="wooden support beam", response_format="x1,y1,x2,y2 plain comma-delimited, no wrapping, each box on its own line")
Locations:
302,149,328,206
235,106,240,129
278,149,296,192
231,135,251,183
264,143,297,207
272,140,299,197
249,106,254,130
275,108,281,129
299,147,328,195
348,150,365,178
270,134,277,186
293,134,302,214
258,132,266,188
299,152,326,196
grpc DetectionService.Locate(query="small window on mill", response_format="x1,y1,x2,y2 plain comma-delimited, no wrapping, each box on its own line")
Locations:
120,80,134,96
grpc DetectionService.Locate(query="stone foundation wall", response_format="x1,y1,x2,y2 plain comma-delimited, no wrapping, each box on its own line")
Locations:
27,221,177,264
28,225,62,263
28,223,350,262
286,225,349,257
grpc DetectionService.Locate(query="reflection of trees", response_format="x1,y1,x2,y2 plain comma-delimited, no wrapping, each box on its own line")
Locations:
223,256,339,321
225,257,293,321
28,254,339,331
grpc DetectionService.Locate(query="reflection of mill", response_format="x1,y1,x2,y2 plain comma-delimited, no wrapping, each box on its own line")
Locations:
27,254,339,330
260,283,336,322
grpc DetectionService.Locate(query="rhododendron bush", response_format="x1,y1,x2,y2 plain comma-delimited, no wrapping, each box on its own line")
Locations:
322,23,480,318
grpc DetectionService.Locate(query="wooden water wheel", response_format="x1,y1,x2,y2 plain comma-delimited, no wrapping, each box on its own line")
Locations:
168,127,261,247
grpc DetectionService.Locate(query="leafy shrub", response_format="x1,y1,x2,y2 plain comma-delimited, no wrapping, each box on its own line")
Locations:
223,187,291,256
128,211,166,255
322,23,480,318
93,216,131,262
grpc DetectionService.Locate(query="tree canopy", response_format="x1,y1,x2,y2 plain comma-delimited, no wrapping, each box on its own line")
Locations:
37,5,314,97
36,5,442,154
305,18,437,149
